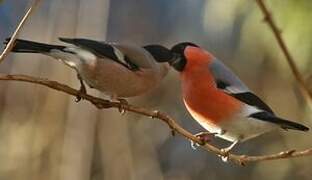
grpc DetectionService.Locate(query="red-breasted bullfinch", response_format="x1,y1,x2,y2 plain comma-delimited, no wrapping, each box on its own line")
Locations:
168,42,309,153
4,38,175,102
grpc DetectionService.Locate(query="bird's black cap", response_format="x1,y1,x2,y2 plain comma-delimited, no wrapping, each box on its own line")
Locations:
171,42,199,55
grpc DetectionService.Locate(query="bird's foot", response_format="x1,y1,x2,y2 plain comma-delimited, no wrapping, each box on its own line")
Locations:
117,98,128,115
75,74,87,102
219,147,231,162
218,140,239,162
191,132,217,150
75,82,87,102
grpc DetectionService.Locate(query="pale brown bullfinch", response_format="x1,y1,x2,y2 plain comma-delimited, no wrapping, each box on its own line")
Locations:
5,38,175,102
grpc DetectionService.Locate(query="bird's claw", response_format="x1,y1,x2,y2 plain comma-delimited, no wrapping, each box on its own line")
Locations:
75,97,82,102
75,83,87,102
190,132,216,150
151,110,160,119
218,140,239,162
117,98,128,115
191,140,201,150
219,148,230,162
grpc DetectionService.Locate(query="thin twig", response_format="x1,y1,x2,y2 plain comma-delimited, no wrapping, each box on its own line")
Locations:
0,0,41,63
255,0,312,101
0,74,311,166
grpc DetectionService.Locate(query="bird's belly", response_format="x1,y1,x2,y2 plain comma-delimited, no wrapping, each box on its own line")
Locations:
184,101,276,142
79,61,160,98
217,117,277,142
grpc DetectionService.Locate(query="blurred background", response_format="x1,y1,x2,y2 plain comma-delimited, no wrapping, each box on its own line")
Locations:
0,0,312,179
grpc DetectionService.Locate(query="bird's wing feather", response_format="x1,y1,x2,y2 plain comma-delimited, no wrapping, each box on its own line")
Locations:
59,38,139,70
249,112,309,131
209,59,274,113
113,44,157,69
232,92,274,114
208,59,309,132
209,59,249,93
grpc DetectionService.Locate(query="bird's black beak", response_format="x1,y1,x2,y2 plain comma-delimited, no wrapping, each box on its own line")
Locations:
143,45,174,63
143,44,186,71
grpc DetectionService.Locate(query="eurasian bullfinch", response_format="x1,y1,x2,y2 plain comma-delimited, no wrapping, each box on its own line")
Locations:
169,42,309,153
4,38,175,102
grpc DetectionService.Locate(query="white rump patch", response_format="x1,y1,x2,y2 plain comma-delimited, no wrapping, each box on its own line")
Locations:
65,47,97,67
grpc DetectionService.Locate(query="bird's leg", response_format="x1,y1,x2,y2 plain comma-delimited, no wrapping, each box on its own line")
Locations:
75,73,87,102
110,95,126,114
191,131,218,150
115,97,128,115
219,140,239,162
221,140,239,153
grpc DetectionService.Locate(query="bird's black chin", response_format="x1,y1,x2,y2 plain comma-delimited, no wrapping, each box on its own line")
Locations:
170,56,186,72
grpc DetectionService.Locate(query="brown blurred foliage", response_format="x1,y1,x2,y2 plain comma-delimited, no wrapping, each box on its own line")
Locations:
0,0,311,180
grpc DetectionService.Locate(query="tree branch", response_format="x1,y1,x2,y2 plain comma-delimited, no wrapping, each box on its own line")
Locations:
0,73,311,166
0,0,41,63
255,0,312,102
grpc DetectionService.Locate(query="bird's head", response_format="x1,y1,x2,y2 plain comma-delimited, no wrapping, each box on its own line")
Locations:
144,42,207,72
170,42,199,71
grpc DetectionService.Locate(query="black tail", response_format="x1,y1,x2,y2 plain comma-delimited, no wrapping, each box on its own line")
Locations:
4,38,66,53
250,112,309,131
274,117,309,131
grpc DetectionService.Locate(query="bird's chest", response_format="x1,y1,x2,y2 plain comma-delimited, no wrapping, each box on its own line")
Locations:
181,70,242,125
79,60,158,97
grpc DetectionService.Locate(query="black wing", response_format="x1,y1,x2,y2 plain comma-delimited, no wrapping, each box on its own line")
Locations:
59,38,139,70
217,81,274,114
231,92,274,114
209,60,274,113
